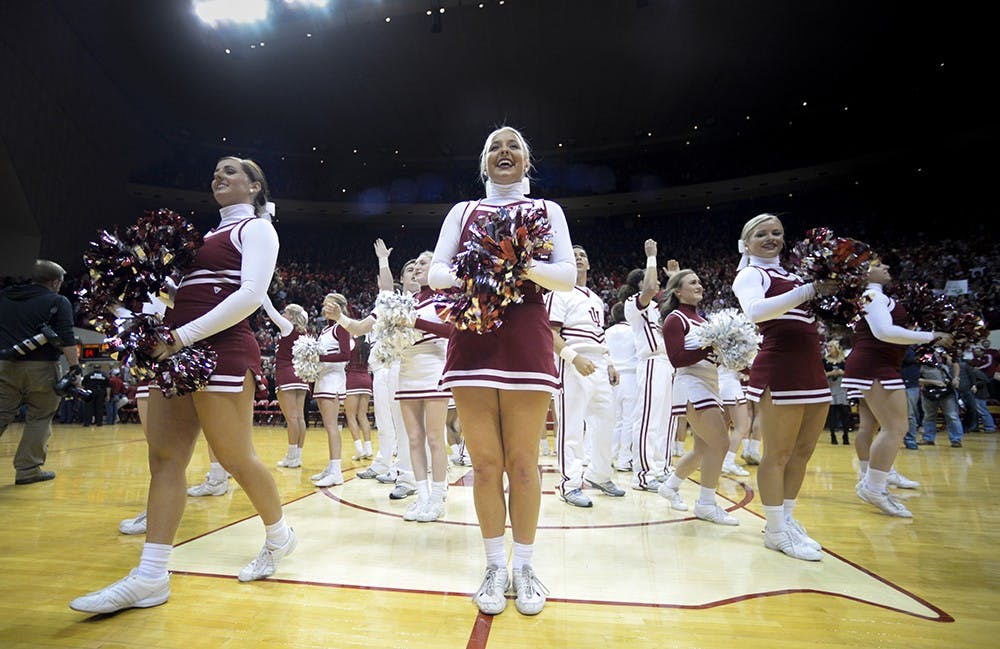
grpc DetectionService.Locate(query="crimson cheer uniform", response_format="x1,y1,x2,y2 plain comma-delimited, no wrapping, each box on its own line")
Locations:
395,287,453,401
732,257,830,405
663,304,722,415
843,283,935,393
313,323,352,401
429,188,576,393
275,328,309,392
164,203,278,393
345,338,373,398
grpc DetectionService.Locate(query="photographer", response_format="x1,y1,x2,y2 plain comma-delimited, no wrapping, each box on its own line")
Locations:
0,260,79,484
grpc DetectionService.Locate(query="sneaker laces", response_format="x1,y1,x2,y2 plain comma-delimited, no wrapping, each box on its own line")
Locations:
515,566,550,599
473,567,507,603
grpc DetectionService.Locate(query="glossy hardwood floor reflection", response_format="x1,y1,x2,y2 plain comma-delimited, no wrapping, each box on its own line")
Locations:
1,422,996,649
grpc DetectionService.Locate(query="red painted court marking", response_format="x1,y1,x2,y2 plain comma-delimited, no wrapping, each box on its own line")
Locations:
466,612,494,649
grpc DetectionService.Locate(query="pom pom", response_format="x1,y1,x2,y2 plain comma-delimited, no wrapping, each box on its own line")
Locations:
788,227,873,325
371,292,421,364
436,203,554,333
890,282,989,357
697,308,762,370
103,314,216,398
78,209,204,319
291,335,323,383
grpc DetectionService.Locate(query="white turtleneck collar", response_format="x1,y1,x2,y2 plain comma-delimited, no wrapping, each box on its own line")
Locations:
484,179,529,203
749,254,781,269
218,203,256,227
867,282,884,294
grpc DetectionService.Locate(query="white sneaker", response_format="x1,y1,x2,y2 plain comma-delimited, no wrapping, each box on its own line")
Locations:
657,483,689,511
357,467,379,479
459,454,473,466
512,565,548,616
310,469,329,481
416,499,445,522
70,569,170,614
403,497,428,521
887,468,920,489
276,455,301,468
238,528,297,582
672,442,685,457
119,511,147,535
449,452,462,465
473,565,509,615
375,471,397,484
187,477,228,497
631,477,662,492
742,449,762,465
313,469,344,487
559,488,593,508
785,517,822,551
722,462,750,477
693,502,739,525
856,482,913,518
764,527,823,561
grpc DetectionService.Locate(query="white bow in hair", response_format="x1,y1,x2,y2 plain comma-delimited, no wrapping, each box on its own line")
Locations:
263,201,277,222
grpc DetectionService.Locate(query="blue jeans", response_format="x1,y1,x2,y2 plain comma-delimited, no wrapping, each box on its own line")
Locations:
922,393,964,443
904,387,921,447
974,397,997,432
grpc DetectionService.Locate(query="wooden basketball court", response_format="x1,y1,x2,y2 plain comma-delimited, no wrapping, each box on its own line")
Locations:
1,421,995,648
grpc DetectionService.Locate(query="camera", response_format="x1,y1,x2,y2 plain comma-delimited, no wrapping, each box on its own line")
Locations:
54,366,93,402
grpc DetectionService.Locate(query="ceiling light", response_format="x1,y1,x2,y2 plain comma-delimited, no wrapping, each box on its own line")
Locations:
385,17,391,22
224,48,231,54
306,32,312,37
802,101,807,106
193,0,269,27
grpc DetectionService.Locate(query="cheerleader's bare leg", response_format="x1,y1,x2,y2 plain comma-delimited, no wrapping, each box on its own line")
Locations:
853,383,913,516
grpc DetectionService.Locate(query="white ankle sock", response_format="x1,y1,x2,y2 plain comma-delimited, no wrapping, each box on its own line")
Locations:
859,460,870,477
430,480,447,502
783,499,797,520
665,473,684,490
750,439,761,454
286,444,297,458
326,459,342,473
354,440,364,455
697,486,717,506
208,462,227,482
137,542,172,579
865,468,889,493
483,536,506,569
763,505,786,533
416,480,430,501
512,542,533,571
265,515,291,549
364,441,372,455
724,451,736,465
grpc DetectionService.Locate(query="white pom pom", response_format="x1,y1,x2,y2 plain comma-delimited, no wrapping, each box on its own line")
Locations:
371,292,421,364
291,334,323,383
697,308,762,371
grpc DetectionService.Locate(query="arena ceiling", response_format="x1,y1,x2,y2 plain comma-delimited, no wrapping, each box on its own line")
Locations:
46,0,988,168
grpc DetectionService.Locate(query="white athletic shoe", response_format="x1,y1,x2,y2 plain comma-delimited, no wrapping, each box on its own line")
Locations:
672,442,685,457
785,517,822,551
722,462,750,477
403,496,428,521
585,478,626,497
389,483,417,500
856,482,913,518
741,449,762,465
70,569,170,614
416,499,445,522
187,477,228,497
276,455,301,468
632,477,662,493
238,528,297,582
614,459,633,472
693,502,739,526
473,565,509,615
357,467,379,479
310,469,329,481
375,471,397,484
119,511,147,535
512,565,548,616
887,468,920,489
313,469,344,487
657,483,689,511
764,527,823,561
560,488,593,508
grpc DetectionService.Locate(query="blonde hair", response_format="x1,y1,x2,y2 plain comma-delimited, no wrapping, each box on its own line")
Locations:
741,213,783,244
479,126,532,183
324,293,347,310
217,156,271,217
660,269,697,317
284,303,308,333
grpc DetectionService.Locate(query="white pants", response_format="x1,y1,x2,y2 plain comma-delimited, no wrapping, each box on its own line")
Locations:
612,369,637,467
631,355,674,488
555,354,615,493
372,363,414,487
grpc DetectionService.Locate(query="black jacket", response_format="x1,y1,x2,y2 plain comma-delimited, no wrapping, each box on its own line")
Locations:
0,284,76,361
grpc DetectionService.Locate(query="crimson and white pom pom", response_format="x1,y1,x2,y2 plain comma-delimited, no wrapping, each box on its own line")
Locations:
697,308,761,370
291,335,323,383
371,292,421,364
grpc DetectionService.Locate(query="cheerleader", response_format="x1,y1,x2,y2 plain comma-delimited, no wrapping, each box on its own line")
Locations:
73,156,294,613
842,260,953,517
310,293,353,488
428,126,575,616
344,333,374,462
718,365,751,477
273,303,310,469
731,213,838,562
657,270,739,525
605,302,637,472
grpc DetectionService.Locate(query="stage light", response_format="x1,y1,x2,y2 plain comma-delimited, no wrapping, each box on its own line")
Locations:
385,17,391,22
193,0,269,27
